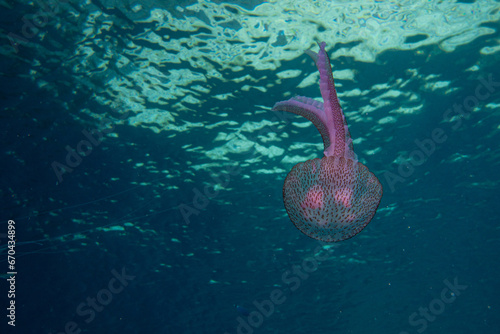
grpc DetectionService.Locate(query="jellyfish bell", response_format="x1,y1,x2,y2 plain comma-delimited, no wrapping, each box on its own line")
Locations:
283,156,382,242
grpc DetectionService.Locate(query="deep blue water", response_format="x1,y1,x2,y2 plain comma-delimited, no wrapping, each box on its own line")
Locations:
1,1,500,333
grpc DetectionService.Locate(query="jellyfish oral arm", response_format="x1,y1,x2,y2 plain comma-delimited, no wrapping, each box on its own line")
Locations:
309,42,346,158
273,42,356,161
272,96,332,152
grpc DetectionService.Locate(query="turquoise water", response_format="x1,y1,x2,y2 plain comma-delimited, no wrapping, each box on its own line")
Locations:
1,1,499,333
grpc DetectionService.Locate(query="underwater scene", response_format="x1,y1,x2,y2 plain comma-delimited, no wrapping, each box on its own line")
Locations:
1,0,500,333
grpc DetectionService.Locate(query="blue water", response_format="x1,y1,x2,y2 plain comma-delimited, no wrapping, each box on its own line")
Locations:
1,1,500,333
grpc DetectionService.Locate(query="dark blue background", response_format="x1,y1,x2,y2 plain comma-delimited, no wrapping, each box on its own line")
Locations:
1,1,499,333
